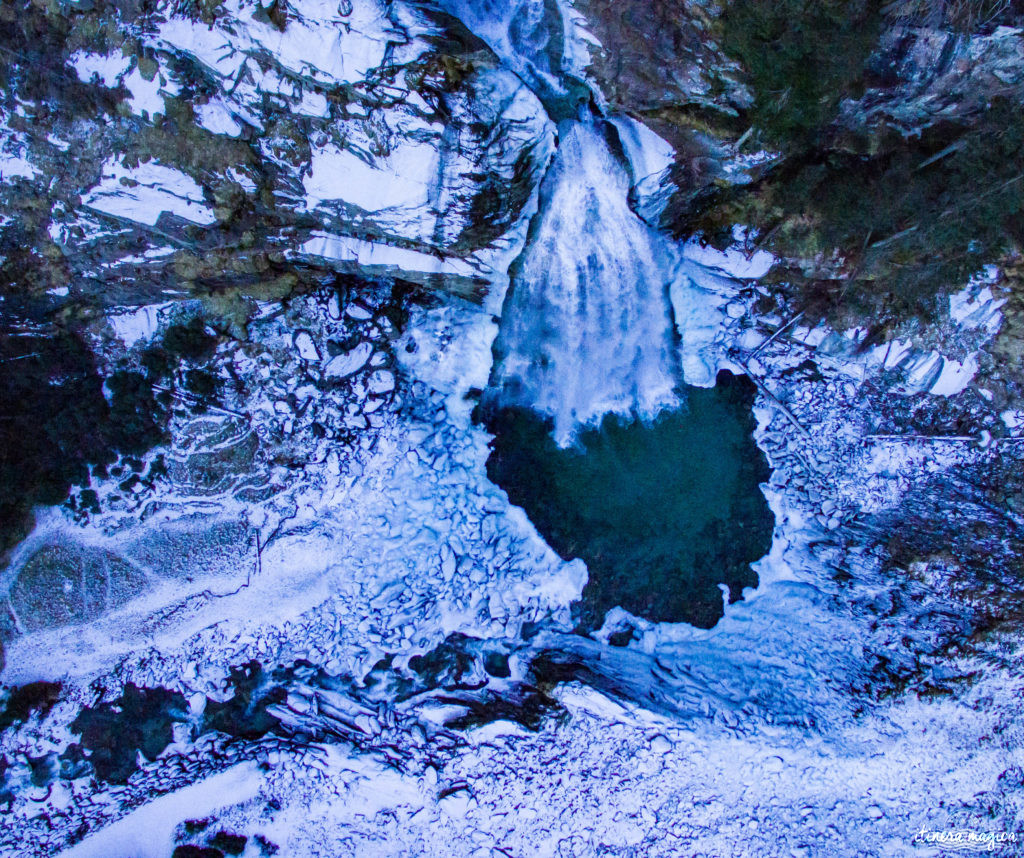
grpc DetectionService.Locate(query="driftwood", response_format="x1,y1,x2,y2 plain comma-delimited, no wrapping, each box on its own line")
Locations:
735,359,812,441
866,433,1024,444
865,433,977,442
151,383,247,419
748,311,805,359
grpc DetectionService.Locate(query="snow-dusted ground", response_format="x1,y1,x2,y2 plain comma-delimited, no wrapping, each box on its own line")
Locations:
54,672,1024,858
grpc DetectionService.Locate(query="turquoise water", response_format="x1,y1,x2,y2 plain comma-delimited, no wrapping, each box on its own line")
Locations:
485,371,774,630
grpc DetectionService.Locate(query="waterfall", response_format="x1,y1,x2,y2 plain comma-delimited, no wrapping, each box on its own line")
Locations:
488,120,684,445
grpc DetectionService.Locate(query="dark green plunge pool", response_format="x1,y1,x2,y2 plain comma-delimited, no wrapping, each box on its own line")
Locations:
484,371,774,630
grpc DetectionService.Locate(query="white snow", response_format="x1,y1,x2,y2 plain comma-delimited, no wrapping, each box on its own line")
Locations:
683,228,776,280
297,232,479,279
70,51,131,87
722,148,781,181
59,763,263,858
609,116,675,184
870,344,979,397
235,0,392,83
346,302,372,321
1001,410,1024,430
227,167,257,192
798,297,994,398
108,302,172,347
670,262,738,387
122,67,173,117
0,152,37,180
5,7,1024,857
608,115,677,221
293,330,321,361
438,0,588,103
196,100,244,137
0,122,37,180
879,338,915,369
303,141,438,211
929,353,979,396
156,18,248,80
69,51,177,117
83,158,216,226
295,88,330,117
367,369,395,393
157,0,396,87
949,281,1006,334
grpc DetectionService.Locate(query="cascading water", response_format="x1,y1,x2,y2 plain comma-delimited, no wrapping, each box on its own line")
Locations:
487,119,684,444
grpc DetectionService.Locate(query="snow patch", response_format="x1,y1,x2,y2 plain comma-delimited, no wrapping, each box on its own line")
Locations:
108,303,172,347
157,0,397,87
0,122,37,180
59,763,263,858
297,232,479,279
0,153,37,180
83,158,215,226
682,229,776,280
303,142,438,212
70,51,178,117
196,100,244,137
122,67,175,117
70,51,130,86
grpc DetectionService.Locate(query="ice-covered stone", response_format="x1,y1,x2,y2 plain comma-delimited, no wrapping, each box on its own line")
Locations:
325,342,373,378
368,370,395,394
293,331,321,362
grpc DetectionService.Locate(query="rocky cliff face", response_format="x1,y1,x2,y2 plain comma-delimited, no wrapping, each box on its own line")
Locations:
2,1,1024,855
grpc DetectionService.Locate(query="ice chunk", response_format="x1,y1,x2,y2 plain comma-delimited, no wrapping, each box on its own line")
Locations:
325,342,373,378
293,331,321,361
367,369,395,394
930,354,979,396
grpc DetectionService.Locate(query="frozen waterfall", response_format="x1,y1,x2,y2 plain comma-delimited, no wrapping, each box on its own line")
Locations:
488,120,685,445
